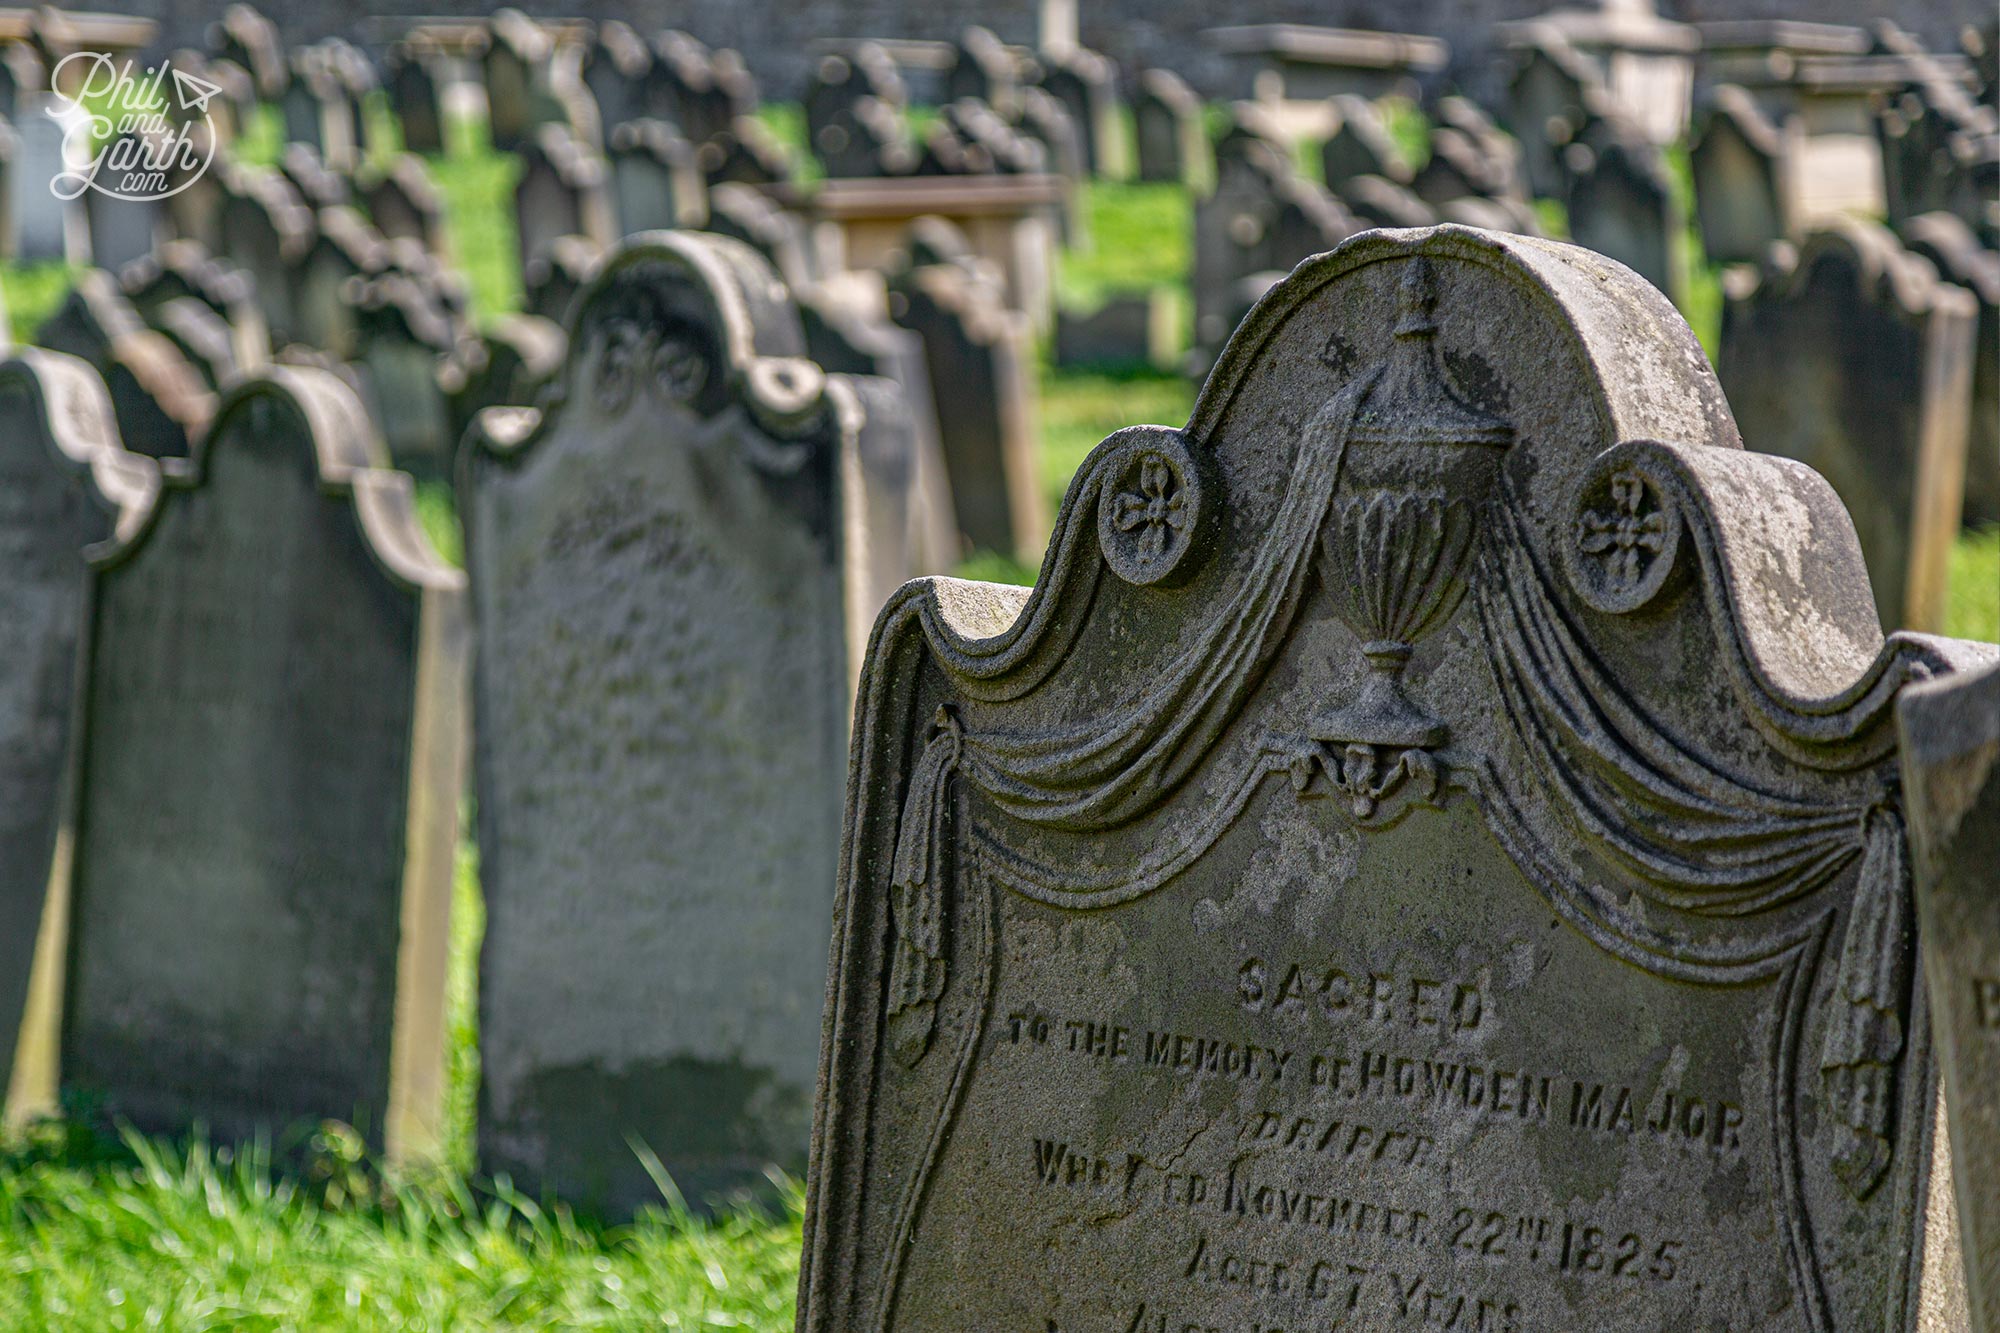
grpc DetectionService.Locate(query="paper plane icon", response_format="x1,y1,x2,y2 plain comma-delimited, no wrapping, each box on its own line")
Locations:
171,67,221,114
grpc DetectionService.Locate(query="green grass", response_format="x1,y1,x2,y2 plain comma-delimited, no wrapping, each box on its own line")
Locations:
4,263,77,342
1946,524,2000,643
1054,179,1189,310
424,128,522,323
0,1124,801,1331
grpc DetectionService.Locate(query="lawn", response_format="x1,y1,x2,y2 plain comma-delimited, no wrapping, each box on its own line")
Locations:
0,98,1994,1332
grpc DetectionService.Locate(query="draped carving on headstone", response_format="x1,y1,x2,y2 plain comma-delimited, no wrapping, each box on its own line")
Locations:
799,224,1980,1333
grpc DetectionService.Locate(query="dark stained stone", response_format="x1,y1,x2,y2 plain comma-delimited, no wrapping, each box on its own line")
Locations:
1133,67,1205,187
799,224,1984,1331
359,155,447,255
1321,94,1412,192
1901,210,2000,526
1719,221,1978,632
385,42,445,155
889,245,1046,561
1690,85,1789,266
1900,657,2000,1333
0,350,157,1112
522,234,604,325
61,367,466,1161
1194,126,1357,365
1563,126,1686,305
608,119,706,235
462,232,926,1219
513,124,617,277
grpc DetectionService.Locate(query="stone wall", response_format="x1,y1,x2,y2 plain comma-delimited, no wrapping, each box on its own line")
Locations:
101,0,1995,101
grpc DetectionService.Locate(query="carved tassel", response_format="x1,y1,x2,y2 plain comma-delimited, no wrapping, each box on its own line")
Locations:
1819,804,1912,1200
887,708,962,1068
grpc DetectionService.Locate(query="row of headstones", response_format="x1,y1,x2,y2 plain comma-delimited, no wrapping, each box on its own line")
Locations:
1171,43,1996,639
20,221,1998,1282
0,226,949,1213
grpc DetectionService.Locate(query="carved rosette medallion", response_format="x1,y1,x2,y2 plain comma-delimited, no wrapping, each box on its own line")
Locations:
1568,458,1684,613
1271,256,1513,825
1095,430,1208,586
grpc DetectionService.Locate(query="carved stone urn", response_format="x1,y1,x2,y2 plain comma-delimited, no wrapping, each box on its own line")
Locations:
1308,257,1513,810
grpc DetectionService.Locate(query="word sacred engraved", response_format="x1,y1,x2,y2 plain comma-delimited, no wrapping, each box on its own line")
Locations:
1238,958,1488,1033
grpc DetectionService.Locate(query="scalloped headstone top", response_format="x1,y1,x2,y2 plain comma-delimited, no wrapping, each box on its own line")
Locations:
798,225,1985,1332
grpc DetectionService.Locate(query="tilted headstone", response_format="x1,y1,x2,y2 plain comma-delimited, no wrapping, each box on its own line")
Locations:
696,117,797,189
482,9,555,153
890,236,1047,560
462,232,923,1216
278,142,350,212
148,296,239,391
385,42,445,155
121,238,270,371
1344,174,1439,230
1900,657,2000,1333
209,2,285,100
799,274,959,573
944,27,1020,118
100,329,214,460
289,206,388,359
1037,48,1125,179
359,154,447,255
282,49,357,173
1564,127,1686,306
1506,35,1605,200
15,92,88,263
1690,86,1790,266
798,221,1982,1332
707,183,814,290
804,45,906,173
1411,127,1512,208
218,170,314,347
1133,68,1206,187
1195,127,1357,363
583,21,653,139
61,367,466,1160
441,312,565,444
81,137,161,273
646,32,745,146
608,119,706,234
1902,211,2000,526
1719,221,1977,631
1322,95,1412,193
350,274,458,477
513,124,616,274
522,234,603,324
0,350,157,1111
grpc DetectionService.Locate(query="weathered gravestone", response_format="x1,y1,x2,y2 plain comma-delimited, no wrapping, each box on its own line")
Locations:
385,43,445,156
1719,222,1977,633
462,232,923,1216
61,367,466,1160
1902,211,2000,526
1900,657,2000,1333
514,124,616,275
889,232,1046,561
1133,68,1205,188
1690,85,1790,267
799,223,1982,1331
1322,95,1412,194
1564,127,1686,306
608,119,705,235
0,350,157,1115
